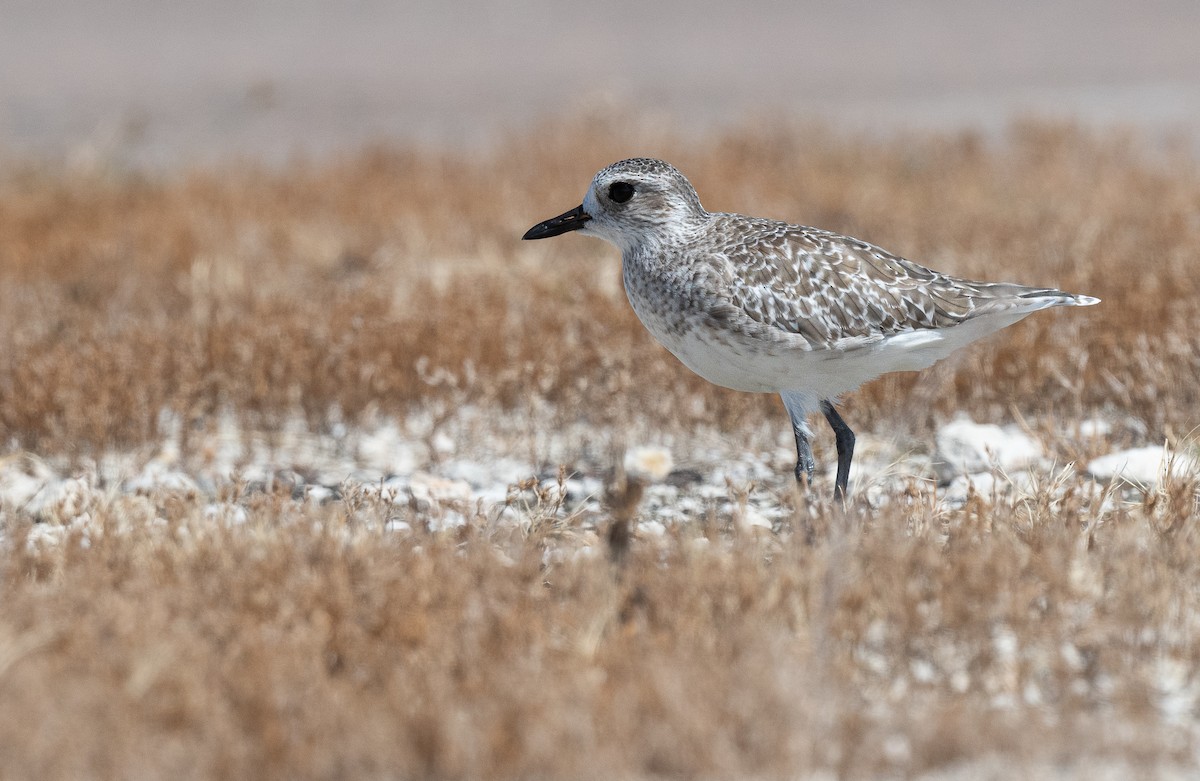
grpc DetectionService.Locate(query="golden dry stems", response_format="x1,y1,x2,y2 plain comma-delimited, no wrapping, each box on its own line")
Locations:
1,483,1198,778
0,117,1197,453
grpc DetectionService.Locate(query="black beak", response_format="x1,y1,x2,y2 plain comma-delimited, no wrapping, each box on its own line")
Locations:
522,205,591,240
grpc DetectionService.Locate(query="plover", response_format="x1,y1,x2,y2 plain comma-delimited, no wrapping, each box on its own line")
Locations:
523,158,1099,500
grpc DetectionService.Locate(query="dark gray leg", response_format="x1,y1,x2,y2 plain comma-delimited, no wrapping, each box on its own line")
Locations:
780,391,818,490
792,421,815,487
820,400,855,502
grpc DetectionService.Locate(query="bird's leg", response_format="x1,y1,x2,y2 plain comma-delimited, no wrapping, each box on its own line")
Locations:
820,400,855,502
781,391,818,489
792,422,816,487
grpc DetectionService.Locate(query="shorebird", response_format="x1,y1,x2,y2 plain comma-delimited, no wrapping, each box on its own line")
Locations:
523,158,1098,500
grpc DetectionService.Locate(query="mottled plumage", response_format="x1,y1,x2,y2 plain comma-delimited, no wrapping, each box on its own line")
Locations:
523,158,1099,500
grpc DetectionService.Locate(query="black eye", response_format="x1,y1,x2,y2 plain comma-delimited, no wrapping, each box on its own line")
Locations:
608,181,635,203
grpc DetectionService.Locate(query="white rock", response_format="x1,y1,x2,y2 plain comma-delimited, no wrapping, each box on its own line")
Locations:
572,545,599,561
736,505,774,531
24,523,67,550
910,659,937,683
475,484,511,507
426,508,468,532
624,445,673,482
943,471,1012,504
204,503,248,526
562,476,602,503
431,431,456,457
304,485,336,503
637,520,667,536
1086,445,1196,486
195,409,246,476
96,451,140,487
654,506,682,522
27,475,94,521
384,518,412,534
124,461,199,494
644,483,680,503
355,424,422,475
950,671,971,693
436,459,489,489
934,417,1042,482
1077,418,1113,439
407,472,473,505
695,484,727,501
0,454,58,509
442,457,531,488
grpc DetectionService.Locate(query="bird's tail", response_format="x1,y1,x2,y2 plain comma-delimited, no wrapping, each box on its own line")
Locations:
1017,288,1100,308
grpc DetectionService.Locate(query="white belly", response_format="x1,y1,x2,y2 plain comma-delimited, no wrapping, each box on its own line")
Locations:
628,291,1033,398
650,319,867,395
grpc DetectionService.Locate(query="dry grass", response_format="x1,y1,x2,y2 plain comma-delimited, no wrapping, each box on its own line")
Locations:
1,116,1197,451
2,485,1198,779
2,114,1200,778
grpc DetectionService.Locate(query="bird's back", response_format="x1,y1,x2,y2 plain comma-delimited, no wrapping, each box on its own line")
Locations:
701,213,1096,351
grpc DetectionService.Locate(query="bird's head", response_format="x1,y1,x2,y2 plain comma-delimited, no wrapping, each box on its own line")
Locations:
523,158,707,253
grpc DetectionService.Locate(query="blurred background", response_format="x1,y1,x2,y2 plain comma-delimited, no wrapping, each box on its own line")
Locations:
2,8,1200,777
3,0,1199,168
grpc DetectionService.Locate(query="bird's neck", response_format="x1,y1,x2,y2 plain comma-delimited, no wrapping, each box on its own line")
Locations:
621,211,712,258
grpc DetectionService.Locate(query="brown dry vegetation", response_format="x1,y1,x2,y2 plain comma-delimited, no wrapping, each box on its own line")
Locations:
3,483,1200,779
1,116,1197,452
2,115,1200,779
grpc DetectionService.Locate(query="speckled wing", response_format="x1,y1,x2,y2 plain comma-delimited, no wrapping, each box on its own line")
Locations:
705,214,1077,350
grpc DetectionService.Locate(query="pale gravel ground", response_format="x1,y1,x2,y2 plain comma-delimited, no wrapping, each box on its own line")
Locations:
911,759,1197,781
1,406,1189,549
